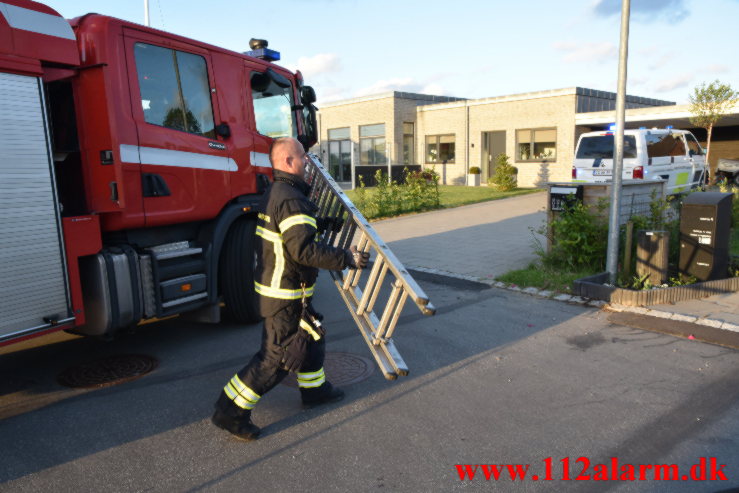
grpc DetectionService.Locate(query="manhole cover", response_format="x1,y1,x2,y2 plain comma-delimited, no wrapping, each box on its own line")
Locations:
57,354,158,389
281,351,375,388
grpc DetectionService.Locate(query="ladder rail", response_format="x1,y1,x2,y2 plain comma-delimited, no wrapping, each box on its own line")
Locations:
307,154,436,316
306,153,435,380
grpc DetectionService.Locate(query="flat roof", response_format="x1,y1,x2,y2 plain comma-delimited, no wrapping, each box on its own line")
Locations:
319,91,465,109
575,102,739,128
320,86,675,113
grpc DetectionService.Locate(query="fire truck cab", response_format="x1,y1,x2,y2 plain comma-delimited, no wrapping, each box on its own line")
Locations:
0,0,318,345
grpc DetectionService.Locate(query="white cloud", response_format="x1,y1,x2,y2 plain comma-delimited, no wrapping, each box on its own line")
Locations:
593,0,689,22
295,53,341,78
629,76,648,87
421,83,446,95
553,41,617,63
703,64,730,74
654,73,693,92
316,86,349,103
354,77,421,97
648,54,671,70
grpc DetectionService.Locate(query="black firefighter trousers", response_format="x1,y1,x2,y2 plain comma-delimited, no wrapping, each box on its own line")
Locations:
216,302,326,417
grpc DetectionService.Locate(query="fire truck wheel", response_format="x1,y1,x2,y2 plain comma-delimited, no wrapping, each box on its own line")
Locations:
219,217,260,323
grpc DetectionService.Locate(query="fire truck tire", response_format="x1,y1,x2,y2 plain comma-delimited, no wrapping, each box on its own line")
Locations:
219,217,260,324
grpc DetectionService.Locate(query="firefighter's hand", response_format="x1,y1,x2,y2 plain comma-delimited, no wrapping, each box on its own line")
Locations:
347,245,369,269
282,331,310,372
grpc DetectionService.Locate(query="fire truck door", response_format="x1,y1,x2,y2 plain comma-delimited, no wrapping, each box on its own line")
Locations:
0,72,72,341
123,31,232,227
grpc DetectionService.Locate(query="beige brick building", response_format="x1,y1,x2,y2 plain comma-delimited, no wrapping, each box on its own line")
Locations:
316,87,682,187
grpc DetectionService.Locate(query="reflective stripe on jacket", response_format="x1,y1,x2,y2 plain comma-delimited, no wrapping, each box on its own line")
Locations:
255,169,348,317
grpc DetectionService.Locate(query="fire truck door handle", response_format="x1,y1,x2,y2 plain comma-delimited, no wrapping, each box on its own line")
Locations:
109,182,119,201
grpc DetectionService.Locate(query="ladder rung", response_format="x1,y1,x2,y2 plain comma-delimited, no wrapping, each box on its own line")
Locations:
306,153,433,380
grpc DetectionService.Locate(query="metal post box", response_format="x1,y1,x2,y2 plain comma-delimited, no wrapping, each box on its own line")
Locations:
679,192,733,281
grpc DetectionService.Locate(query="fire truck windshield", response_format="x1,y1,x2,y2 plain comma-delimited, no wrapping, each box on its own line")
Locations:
251,71,297,139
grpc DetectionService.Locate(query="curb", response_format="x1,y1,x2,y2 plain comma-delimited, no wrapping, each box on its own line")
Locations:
407,265,739,334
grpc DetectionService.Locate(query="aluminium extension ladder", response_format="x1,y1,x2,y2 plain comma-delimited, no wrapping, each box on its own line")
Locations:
305,154,436,380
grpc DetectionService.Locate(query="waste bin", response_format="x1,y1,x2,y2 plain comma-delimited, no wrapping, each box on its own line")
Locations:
636,230,669,285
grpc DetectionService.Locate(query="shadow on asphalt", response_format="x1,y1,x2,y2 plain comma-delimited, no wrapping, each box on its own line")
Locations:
0,271,549,482
2,271,739,490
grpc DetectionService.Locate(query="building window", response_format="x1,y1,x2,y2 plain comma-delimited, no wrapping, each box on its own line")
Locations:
134,43,215,138
328,127,350,140
403,122,414,165
426,135,455,164
516,128,556,161
359,123,386,165
328,127,351,182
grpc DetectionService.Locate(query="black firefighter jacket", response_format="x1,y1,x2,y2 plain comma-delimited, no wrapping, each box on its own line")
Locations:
254,169,349,317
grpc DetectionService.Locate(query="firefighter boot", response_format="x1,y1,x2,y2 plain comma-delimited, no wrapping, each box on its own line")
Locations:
300,382,345,409
211,393,261,441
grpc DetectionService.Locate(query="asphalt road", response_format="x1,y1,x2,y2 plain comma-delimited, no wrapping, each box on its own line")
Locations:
1,272,738,493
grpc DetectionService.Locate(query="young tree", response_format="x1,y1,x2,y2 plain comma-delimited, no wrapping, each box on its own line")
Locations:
488,153,517,191
688,80,738,184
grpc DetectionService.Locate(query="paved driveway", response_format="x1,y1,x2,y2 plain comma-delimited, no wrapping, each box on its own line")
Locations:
373,192,547,280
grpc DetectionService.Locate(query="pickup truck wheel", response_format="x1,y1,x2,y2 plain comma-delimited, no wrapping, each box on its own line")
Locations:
219,217,260,324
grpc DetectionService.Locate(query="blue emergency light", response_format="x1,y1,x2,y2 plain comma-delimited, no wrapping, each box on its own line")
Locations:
245,38,280,62
246,48,281,62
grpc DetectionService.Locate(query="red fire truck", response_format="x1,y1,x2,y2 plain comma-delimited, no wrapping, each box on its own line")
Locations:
0,0,319,345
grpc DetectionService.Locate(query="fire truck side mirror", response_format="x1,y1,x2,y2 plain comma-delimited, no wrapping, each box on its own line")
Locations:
215,123,231,139
299,104,318,150
300,86,316,105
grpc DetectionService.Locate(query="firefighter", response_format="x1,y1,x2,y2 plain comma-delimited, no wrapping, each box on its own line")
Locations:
212,137,369,441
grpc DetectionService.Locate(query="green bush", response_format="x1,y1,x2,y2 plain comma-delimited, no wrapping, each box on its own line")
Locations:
488,153,517,191
357,168,440,219
468,166,481,175
538,201,609,271
718,181,739,227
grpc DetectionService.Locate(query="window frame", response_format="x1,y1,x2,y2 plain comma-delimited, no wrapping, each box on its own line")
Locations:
515,127,557,163
328,127,350,141
425,134,456,164
133,42,216,139
403,122,414,166
249,70,298,140
359,123,386,166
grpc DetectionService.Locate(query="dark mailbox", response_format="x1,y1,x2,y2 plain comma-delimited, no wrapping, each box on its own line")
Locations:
678,192,733,281
549,185,583,211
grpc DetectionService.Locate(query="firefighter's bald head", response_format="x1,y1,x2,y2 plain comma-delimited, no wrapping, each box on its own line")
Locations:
269,137,307,178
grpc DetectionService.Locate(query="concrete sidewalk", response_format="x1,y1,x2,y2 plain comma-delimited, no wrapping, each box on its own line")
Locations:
372,192,739,333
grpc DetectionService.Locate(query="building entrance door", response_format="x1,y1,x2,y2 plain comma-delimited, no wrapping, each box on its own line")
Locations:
329,140,352,182
481,131,506,182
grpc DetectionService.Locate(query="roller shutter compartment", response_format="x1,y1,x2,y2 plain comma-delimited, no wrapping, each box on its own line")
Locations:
0,72,71,341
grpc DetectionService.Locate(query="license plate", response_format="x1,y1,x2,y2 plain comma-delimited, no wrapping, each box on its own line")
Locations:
593,170,612,176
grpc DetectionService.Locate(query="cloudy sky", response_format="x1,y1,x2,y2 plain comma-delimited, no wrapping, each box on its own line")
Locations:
44,0,738,104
